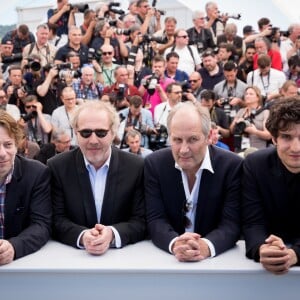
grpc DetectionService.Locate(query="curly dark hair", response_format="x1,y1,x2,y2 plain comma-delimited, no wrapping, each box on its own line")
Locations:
266,97,300,138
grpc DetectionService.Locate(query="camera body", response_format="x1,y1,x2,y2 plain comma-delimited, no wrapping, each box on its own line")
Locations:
69,3,89,13
87,48,102,62
21,110,37,122
144,73,160,95
149,124,168,150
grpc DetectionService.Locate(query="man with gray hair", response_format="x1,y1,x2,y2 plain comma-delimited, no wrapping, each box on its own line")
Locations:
187,10,215,55
145,101,242,262
48,101,146,255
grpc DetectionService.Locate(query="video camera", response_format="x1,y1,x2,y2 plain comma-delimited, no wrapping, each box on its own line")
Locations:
69,3,89,13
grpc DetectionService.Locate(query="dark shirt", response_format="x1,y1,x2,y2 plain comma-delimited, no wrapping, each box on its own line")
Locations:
55,43,89,67
164,69,189,82
186,27,216,53
47,9,70,37
2,30,35,54
198,66,224,90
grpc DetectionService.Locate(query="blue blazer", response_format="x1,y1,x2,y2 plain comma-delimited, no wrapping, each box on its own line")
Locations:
145,146,243,255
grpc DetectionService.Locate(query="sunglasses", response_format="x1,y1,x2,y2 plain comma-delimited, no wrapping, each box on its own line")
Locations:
25,105,36,109
77,129,109,138
189,79,199,83
102,52,113,56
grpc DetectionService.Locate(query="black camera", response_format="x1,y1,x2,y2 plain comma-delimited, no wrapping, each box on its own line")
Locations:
116,83,126,101
144,73,160,95
142,34,168,44
56,63,73,70
87,48,102,62
234,119,251,135
108,2,125,15
179,80,190,101
24,58,41,72
220,12,241,20
69,3,89,13
149,124,168,150
219,97,232,116
2,53,23,64
21,110,37,122
114,28,131,36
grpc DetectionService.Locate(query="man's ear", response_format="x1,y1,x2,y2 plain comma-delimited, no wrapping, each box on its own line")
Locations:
271,136,277,145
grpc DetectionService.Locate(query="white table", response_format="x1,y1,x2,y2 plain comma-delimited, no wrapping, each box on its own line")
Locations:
0,240,299,300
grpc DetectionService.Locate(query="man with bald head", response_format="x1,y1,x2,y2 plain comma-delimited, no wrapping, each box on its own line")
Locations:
145,102,242,262
100,44,119,86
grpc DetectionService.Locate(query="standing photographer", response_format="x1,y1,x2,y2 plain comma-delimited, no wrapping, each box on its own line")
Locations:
19,95,52,146
230,86,271,152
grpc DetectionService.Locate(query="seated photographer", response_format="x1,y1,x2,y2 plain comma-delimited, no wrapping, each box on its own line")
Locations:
230,86,272,152
209,121,230,150
19,95,52,146
0,88,20,121
34,128,73,164
154,82,183,128
51,87,78,146
91,19,128,65
54,26,89,67
118,95,155,149
102,66,140,110
72,65,103,104
200,90,230,139
122,129,152,158
214,60,247,121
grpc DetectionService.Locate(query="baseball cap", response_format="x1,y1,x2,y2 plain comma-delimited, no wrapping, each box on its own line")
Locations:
243,25,255,35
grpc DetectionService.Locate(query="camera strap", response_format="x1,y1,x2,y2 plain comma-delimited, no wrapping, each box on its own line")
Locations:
171,45,196,69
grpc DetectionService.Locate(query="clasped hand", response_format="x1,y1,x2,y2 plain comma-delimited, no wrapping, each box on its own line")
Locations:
82,224,114,256
172,232,210,262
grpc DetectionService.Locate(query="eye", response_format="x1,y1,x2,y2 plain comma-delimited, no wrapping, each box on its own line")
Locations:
280,134,292,141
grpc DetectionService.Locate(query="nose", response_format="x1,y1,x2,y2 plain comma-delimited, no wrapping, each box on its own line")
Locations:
179,141,189,154
0,144,7,157
88,132,100,143
291,137,300,152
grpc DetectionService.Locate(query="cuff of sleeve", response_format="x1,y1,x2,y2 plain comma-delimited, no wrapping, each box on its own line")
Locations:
109,226,121,248
201,238,216,257
76,229,89,249
168,237,178,254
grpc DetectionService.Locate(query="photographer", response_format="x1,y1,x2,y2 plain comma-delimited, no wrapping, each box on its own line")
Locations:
0,89,20,121
139,55,172,115
102,66,140,110
19,95,52,146
135,0,161,35
47,0,76,38
36,64,62,115
91,19,128,65
80,9,97,46
119,95,155,149
164,52,189,82
187,10,215,56
72,65,103,103
230,86,271,152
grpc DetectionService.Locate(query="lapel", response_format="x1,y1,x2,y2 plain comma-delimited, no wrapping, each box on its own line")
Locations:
75,149,98,226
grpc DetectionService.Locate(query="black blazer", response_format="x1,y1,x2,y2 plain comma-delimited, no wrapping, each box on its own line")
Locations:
5,155,52,260
144,146,243,255
47,147,146,248
242,147,300,263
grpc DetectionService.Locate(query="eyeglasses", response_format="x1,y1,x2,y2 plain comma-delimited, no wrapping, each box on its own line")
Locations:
189,79,199,83
77,129,109,138
102,52,113,56
182,199,192,229
177,35,188,39
25,105,36,109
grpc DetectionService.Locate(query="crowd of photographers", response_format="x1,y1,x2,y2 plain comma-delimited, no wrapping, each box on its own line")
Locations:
0,0,299,158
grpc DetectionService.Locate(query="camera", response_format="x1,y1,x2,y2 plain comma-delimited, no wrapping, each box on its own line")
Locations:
87,48,102,62
219,97,232,116
2,53,23,64
179,80,190,101
116,83,126,101
108,2,125,15
114,28,131,36
144,73,160,95
24,58,41,72
142,34,168,44
234,119,251,135
21,110,37,122
151,0,165,15
149,124,168,150
56,63,72,70
220,12,241,20
69,3,89,13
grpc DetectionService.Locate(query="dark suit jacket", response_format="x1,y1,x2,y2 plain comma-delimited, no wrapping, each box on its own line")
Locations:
5,155,52,260
144,146,243,255
242,147,300,264
47,146,146,248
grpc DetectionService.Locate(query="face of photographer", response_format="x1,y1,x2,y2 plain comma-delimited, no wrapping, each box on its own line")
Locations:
167,86,182,105
115,67,129,84
127,134,142,154
152,60,165,79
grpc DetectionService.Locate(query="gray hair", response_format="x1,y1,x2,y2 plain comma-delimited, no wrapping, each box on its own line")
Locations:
51,128,71,142
167,102,211,137
71,101,120,137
